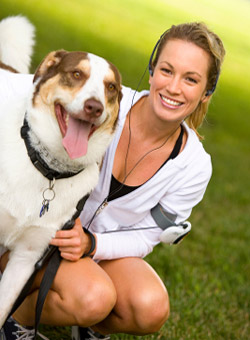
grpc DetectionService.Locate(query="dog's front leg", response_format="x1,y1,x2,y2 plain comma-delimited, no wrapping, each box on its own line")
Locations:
0,249,40,327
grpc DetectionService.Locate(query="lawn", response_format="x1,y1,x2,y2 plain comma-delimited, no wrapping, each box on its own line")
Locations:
1,0,249,339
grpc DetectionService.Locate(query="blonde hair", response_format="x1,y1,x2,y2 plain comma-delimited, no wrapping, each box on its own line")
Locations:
151,22,226,139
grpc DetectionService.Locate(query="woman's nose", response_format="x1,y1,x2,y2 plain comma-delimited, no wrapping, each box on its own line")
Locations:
166,76,181,94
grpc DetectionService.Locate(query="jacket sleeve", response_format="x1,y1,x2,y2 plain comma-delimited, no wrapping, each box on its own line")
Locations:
93,213,160,260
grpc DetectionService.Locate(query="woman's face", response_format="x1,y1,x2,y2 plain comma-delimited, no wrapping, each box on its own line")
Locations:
148,39,211,124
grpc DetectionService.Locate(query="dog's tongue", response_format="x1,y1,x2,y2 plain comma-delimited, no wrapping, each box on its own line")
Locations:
62,116,92,159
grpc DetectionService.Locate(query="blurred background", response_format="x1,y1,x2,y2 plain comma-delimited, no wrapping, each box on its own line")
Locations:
1,0,249,339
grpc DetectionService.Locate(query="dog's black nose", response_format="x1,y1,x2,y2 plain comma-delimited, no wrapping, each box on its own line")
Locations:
84,99,104,117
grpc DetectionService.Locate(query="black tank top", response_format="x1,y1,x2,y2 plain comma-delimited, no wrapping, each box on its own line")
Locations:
108,125,184,201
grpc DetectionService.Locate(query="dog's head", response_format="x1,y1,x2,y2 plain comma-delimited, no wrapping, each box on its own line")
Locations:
29,50,122,162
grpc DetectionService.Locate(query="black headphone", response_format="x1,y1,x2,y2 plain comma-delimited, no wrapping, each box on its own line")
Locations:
148,33,219,97
148,33,165,77
204,72,220,96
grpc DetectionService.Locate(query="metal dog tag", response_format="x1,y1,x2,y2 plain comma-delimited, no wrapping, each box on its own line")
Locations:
39,179,56,217
40,200,50,217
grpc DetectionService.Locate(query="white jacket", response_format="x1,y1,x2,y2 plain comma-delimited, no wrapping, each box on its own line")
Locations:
81,86,212,260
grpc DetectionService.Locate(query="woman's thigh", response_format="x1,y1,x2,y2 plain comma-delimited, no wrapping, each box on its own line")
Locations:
97,257,170,335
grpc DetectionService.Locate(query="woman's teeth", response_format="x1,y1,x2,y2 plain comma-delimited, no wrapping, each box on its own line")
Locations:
161,95,182,106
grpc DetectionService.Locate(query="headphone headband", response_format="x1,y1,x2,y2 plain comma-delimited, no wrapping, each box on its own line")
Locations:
148,31,167,76
148,38,161,76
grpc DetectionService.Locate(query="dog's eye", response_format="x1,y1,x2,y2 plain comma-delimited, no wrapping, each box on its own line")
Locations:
108,83,116,92
73,71,81,79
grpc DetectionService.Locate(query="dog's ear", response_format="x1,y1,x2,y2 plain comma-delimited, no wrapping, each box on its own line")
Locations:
33,50,68,83
118,84,123,104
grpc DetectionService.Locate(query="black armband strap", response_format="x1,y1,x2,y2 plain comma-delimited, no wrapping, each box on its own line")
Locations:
82,227,96,258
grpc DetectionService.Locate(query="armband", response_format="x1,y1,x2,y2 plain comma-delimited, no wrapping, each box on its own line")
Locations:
151,204,191,245
81,227,96,257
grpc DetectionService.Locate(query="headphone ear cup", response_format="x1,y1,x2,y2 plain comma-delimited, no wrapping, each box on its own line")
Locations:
205,72,220,96
148,64,153,76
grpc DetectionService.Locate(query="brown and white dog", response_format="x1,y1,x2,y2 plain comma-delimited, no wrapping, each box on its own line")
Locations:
0,16,122,326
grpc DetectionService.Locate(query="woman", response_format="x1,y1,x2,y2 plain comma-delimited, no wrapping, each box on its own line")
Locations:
1,22,225,340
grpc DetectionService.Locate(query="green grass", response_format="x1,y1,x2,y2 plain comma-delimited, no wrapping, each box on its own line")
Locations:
1,0,250,339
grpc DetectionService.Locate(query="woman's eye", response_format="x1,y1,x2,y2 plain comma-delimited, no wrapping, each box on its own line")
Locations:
73,71,81,79
161,68,172,74
186,77,197,84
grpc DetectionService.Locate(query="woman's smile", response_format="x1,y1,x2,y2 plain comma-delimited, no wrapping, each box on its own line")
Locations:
159,94,183,109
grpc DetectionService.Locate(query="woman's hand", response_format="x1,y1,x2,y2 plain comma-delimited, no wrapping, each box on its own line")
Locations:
50,218,95,261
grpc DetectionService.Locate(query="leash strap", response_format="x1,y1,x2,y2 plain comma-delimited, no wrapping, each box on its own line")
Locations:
34,247,62,338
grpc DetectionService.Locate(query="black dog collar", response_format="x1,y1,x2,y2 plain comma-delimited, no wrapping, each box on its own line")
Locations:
20,116,84,180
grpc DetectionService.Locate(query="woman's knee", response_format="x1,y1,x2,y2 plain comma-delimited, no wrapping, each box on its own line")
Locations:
132,287,170,334
73,276,117,326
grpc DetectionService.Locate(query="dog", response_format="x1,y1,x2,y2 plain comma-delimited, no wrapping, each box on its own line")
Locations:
0,16,122,326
